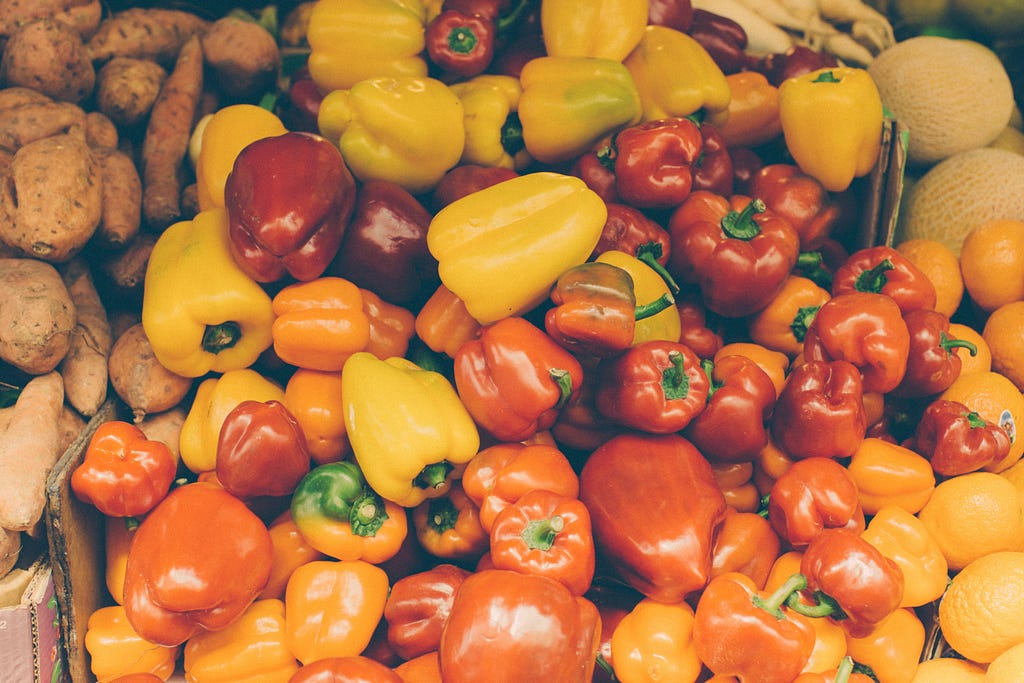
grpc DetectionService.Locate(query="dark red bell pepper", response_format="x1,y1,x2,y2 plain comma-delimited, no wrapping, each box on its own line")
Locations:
757,44,839,87
767,456,865,548
675,290,724,359
613,116,703,209
831,245,937,314
892,308,978,398
591,202,672,266
426,10,496,78
648,0,694,32
580,432,728,602
911,399,1011,476
692,122,734,197
544,261,638,358
225,131,356,283
747,163,843,251
687,9,750,74
283,67,324,134
383,563,470,660
431,164,518,212
571,138,619,203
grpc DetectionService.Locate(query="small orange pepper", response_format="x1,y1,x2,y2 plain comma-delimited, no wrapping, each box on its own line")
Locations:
801,613,848,675
84,604,180,681
763,549,804,595
714,341,789,398
860,505,948,608
412,480,489,560
753,435,797,496
104,515,138,605
271,276,372,371
843,608,925,683
361,287,416,360
259,510,327,601
846,437,936,515
711,461,761,513
610,598,702,683
708,71,782,148
284,368,350,466
746,275,831,358
414,284,482,357
710,507,781,589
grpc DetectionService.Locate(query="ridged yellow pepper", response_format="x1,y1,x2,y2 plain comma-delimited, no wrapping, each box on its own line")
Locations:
84,604,180,681
318,76,465,194
623,25,731,121
427,172,607,324
517,55,642,165
179,368,285,474
596,249,682,345
141,208,275,378
778,66,884,193
541,0,648,62
306,0,427,93
342,352,480,507
449,74,531,170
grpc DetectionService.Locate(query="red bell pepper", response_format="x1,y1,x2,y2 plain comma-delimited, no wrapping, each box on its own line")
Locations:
911,399,1011,476
384,563,470,661
425,9,497,78
691,122,734,197
747,163,843,251
225,131,355,283
648,0,694,31
892,308,978,398
579,432,727,602
70,420,176,518
591,202,673,266
550,370,627,453
687,8,749,74
757,44,839,86
544,261,638,358
710,507,782,590
613,116,703,209
431,164,519,212
770,359,867,460
675,290,724,359
288,656,403,683
767,456,865,548
453,316,584,442
682,354,777,463
571,138,618,203
802,291,911,394
594,339,710,434
438,569,601,682
831,245,937,314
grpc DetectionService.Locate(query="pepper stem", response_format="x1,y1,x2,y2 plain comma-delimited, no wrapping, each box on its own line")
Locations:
636,242,681,296
549,368,574,409
834,656,855,683
940,331,978,357
796,251,833,290
854,258,894,294
791,305,821,343
785,588,845,619
520,514,564,551
720,198,765,240
427,496,460,534
501,112,525,158
415,461,453,490
661,350,691,401
495,0,532,33
813,70,841,83
446,25,479,54
634,293,674,321
202,321,242,354
349,489,388,537
751,572,807,619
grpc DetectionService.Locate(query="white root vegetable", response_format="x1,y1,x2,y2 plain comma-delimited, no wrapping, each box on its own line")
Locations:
691,0,794,55
820,31,877,65
817,0,895,49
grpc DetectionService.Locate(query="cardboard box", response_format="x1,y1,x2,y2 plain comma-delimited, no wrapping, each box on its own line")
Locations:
0,542,68,683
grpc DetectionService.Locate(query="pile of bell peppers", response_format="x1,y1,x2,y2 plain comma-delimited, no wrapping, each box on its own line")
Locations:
69,1,998,681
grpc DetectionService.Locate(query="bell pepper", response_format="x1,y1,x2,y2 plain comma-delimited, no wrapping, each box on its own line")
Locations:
758,45,839,87
414,284,481,358
290,460,409,563
182,598,299,682
593,202,673,264
892,308,977,398
596,249,681,345
426,8,496,77
260,510,326,601
361,288,416,361
122,482,274,647
609,598,701,683
594,339,708,434
517,56,642,164
860,505,947,608
572,138,619,203
438,569,601,682
712,461,761,513
612,116,704,209
831,245,937,314
179,368,285,475
449,74,530,170
687,9,748,75
306,0,428,93
623,25,731,121
392,653,443,682
667,192,801,317
460,441,580,532
384,563,470,660
767,457,865,548
683,354,777,463
412,480,488,560
749,164,843,252
716,342,790,405
647,0,693,31
70,420,176,518
747,274,831,358
428,172,607,323
843,607,925,683
317,76,464,194
224,131,356,284
792,527,905,638
692,122,735,197
540,0,647,61
770,359,867,461
551,368,627,453
284,369,349,466
800,613,851,679
453,315,584,442
778,67,884,193
291,656,404,682
284,67,324,134
580,432,728,602
488,488,596,596
544,261,638,358
912,398,1011,476
794,657,874,683
142,208,275,378
285,559,390,665
710,507,782,590
676,291,725,360
270,277,371,372
84,604,181,681
692,572,816,683
802,292,911,395
845,437,935,516
342,352,480,507
708,71,782,148
431,163,520,211
105,516,137,605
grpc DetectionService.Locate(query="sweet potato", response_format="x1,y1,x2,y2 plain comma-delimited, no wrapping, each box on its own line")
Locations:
92,145,142,249
0,527,18,575
0,16,95,104
138,405,186,464
0,132,102,262
141,34,202,230
108,322,191,423
95,57,166,128
58,402,85,453
0,98,87,153
58,258,110,417
0,257,75,374
201,15,281,100
85,7,209,66
85,110,117,148
96,232,155,307
0,0,103,42
0,371,64,531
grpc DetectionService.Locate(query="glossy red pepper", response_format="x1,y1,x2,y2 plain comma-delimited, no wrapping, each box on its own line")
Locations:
675,291,724,359
384,563,470,661
687,8,749,74
767,456,865,548
426,10,496,78
594,339,710,434
757,45,839,87
747,163,843,251
710,507,782,589
225,131,356,283
692,122,734,196
289,656,403,683
802,291,911,394
831,245,937,314
544,261,637,358
570,138,619,203
430,164,519,212
648,0,694,32
892,308,978,398
591,202,672,266
580,432,728,602
283,67,323,134
911,399,1011,476
613,116,703,209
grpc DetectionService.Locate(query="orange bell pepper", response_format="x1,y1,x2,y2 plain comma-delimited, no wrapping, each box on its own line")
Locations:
746,275,832,359
843,608,925,683
754,436,797,496
610,598,702,683
710,507,781,590
412,480,489,560
763,550,804,595
284,368,350,466
105,515,138,605
707,71,782,148
182,599,300,682
846,437,936,515
801,612,848,675
414,284,482,357
85,604,181,681
394,652,443,682
860,505,948,608
714,342,790,399
259,510,327,601
710,461,761,513
271,277,372,372
795,656,875,683
361,287,416,360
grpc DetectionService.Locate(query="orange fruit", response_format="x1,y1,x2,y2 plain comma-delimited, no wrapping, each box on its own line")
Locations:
959,218,1024,312
986,640,1024,682
948,322,992,376
938,551,1024,663
984,301,1024,392
910,658,986,682
940,369,1024,472
1000,457,1024,494
895,237,965,318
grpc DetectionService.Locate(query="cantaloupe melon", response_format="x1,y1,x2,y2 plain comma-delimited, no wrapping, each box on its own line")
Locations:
895,147,1024,256
868,36,1014,167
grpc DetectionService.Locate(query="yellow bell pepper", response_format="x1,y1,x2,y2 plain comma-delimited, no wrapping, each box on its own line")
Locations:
194,104,288,211
318,75,465,194
623,25,731,121
778,66,884,193
141,208,275,378
595,249,682,345
610,598,702,683
846,437,936,516
84,604,180,681
179,368,286,474
182,599,300,682
427,172,607,324
342,351,480,507
449,74,531,170
541,0,648,62
517,55,642,165
843,608,925,683
105,515,137,605
860,505,948,608
306,0,427,93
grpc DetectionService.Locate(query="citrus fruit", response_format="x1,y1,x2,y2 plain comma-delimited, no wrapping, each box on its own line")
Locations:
918,471,1024,571
938,551,1024,663
984,301,1024,393
910,657,986,682
948,322,992,376
940,370,1024,472
959,218,1024,313
1000,457,1024,494
985,639,1024,682
894,238,964,318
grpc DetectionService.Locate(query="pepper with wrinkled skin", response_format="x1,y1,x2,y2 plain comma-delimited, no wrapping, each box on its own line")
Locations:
449,74,531,170
610,598,702,683
708,71,782,148
612,116,703,209
845,437,935,516
84,604,181,681
412,480,489,560
541,0,648,61
271,277,371,372
384,563,470,660
141,208,275,378
747,163,843,251
831,245,937,314
544,262,638,358
596,249,681,345
747,274,831,358
215,399,311,499
767,457,865,548
912,398,1010,476
860,505,948,608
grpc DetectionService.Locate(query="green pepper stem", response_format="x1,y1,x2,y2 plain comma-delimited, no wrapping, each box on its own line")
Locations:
661,350,691,401
415,461,453,490
720,198,765,241
966,410,988,428
854,258,894,294
796,251,833,290
785,588,844,619
834,656,855,683
752,573,808,619
813,70,841,83
520,514,564,551
201,321,242,354
495,0,532,33
349,489,388,537
636,243,681,296
634,293,674,321
700,358,720,399
124,516,140,531
791,305,821,343
501,111,525,157
427,496,460,534
940,331,978,357
446,25,479,54
549,368,574,410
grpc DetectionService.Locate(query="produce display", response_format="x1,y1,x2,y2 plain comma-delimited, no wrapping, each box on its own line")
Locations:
3,0,1024,681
